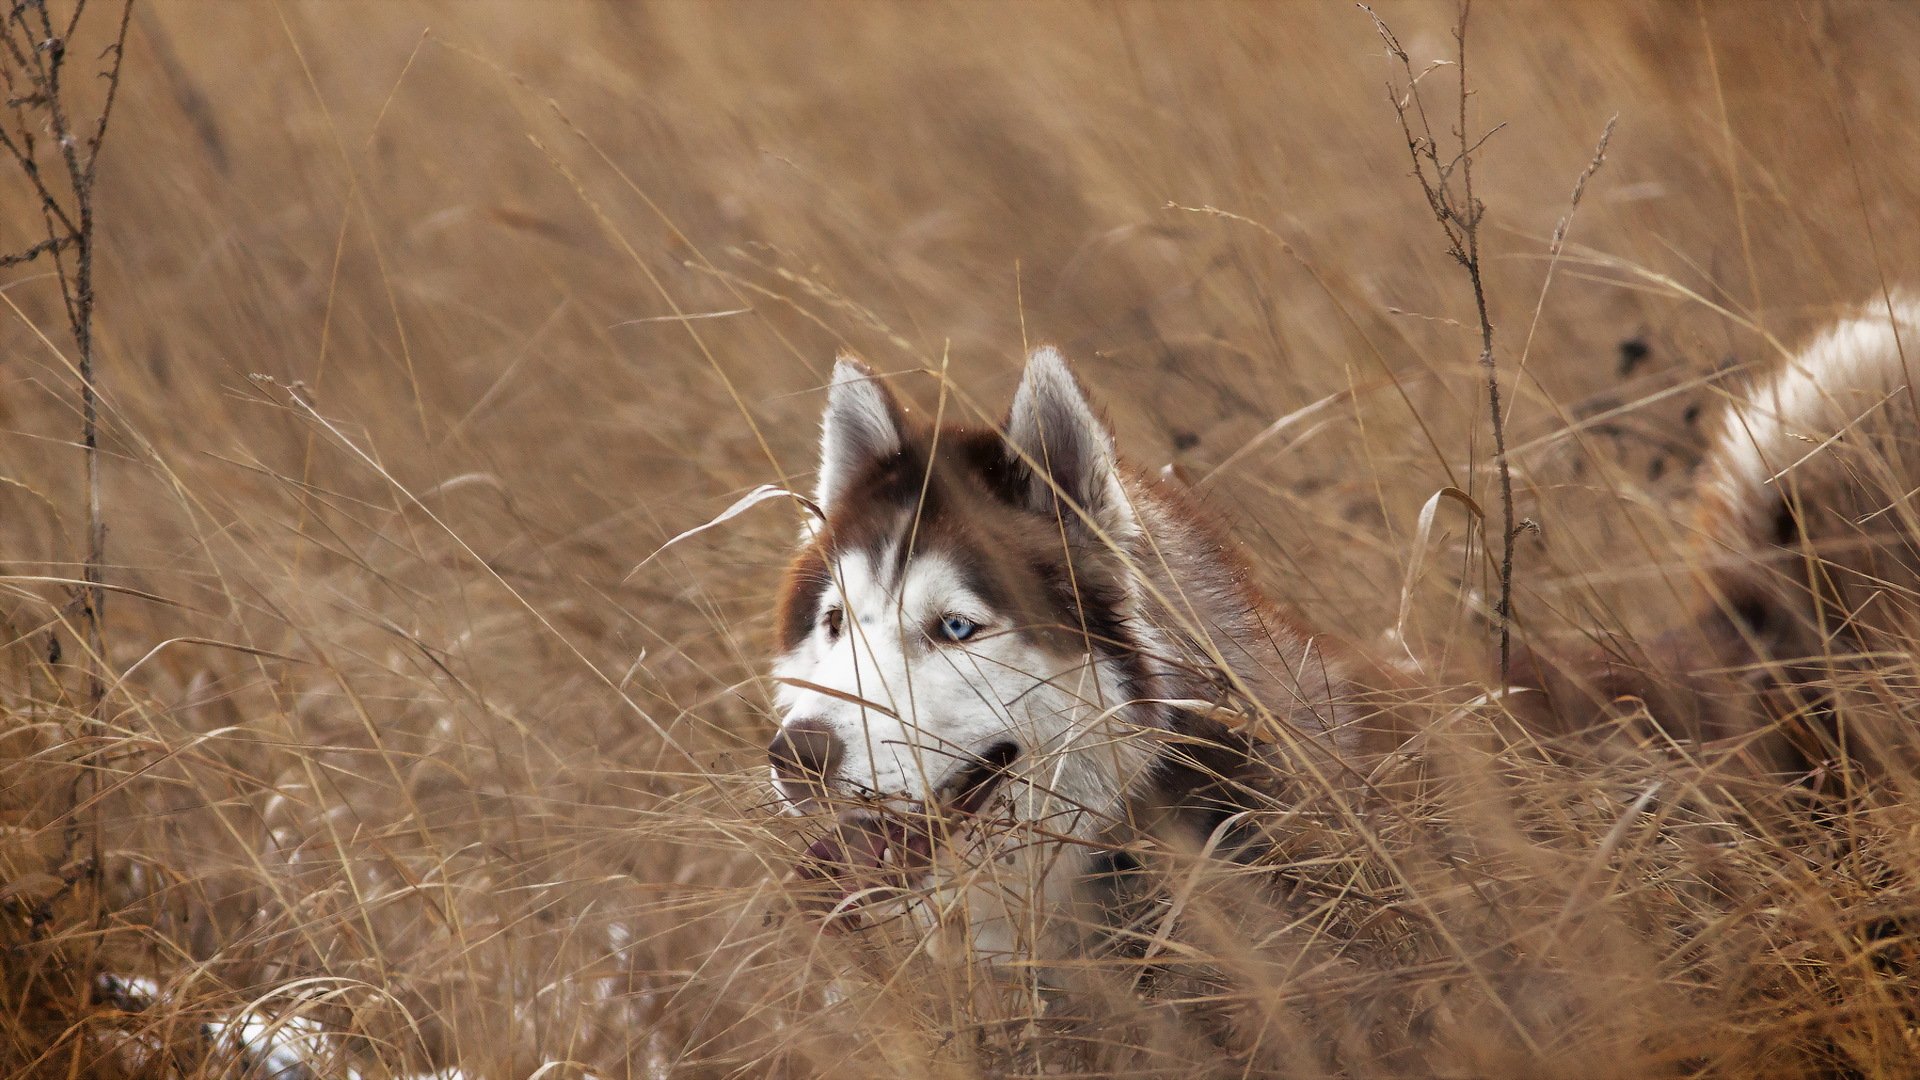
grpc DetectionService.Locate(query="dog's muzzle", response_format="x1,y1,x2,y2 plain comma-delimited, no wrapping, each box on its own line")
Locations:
777,739,1025,931
767,717,843,808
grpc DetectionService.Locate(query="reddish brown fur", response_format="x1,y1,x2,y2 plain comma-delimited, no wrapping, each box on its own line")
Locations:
777,404,1158,712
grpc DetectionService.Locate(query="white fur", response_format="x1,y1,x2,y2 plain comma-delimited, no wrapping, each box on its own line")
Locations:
771,545,1153,957
1706,297,1920,548
773,548,1150,820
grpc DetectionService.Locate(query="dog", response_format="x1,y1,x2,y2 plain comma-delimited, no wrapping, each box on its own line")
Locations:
764,298,1920,966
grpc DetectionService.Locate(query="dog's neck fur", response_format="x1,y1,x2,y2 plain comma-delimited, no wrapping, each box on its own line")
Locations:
1115,474,1384,754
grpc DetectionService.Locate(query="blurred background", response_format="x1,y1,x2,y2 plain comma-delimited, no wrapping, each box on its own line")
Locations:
2,2,1918,1076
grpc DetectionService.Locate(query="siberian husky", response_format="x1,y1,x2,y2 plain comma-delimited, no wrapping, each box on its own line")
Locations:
764,300,1920,965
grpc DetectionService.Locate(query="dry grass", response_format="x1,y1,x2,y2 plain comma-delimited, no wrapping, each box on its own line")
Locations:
3,2,1920,1076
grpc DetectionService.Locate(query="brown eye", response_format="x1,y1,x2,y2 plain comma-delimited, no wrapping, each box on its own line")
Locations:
822,607,844,640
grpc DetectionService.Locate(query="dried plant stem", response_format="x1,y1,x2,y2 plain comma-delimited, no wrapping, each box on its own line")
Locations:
2,0,132,691
1466,208,1513,686
0,0,135,926
1366,0,1517,681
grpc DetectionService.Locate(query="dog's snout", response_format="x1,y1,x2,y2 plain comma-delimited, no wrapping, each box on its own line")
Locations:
769,717,844,802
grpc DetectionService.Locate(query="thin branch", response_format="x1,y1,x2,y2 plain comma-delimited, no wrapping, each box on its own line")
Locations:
0,230,68,266
1366,0,1518,684
0,0,134,960
80,0,127,183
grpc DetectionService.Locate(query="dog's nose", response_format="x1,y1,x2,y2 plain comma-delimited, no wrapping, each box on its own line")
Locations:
768,718,844,803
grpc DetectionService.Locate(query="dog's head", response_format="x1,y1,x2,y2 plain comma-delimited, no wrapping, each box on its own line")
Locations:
767,349,1165,917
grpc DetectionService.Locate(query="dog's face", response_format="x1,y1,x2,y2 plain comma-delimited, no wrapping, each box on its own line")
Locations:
767,350,1159,888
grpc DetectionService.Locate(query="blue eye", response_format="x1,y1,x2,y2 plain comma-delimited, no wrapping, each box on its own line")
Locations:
937,614,979,643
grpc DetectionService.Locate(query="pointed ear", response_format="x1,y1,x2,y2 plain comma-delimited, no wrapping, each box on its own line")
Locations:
816,355,906,513
1005,347,1136,541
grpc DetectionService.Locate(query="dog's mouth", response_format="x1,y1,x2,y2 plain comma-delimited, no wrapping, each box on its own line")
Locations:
785,741,1023,931
938,740,1023,818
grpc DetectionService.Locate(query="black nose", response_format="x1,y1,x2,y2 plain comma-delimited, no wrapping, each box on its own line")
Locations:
768,718,844,803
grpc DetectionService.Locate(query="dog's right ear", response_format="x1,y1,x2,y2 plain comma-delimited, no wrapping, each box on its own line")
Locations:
1005,346,1138,544
816,355,905,514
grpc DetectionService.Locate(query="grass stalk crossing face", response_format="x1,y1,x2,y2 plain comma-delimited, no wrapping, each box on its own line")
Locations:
769,353,1158,946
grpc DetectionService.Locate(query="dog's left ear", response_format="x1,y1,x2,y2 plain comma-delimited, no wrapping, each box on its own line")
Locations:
1005,347,1138,543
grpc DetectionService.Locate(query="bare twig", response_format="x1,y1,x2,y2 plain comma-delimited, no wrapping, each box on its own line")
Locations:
1,0,131,702
1365,0,1518,682
0,231,70,267
0,0,135,951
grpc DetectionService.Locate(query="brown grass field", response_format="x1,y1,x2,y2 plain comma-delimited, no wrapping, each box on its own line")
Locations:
4,2,1920,1076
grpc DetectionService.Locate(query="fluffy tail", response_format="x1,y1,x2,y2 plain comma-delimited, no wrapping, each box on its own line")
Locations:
1696,298,1920,671
1514,299,1920,772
